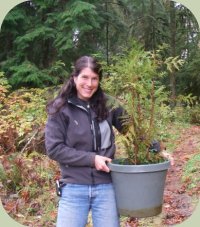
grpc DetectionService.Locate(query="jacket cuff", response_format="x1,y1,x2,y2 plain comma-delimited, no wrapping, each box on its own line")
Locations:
90,153,96,167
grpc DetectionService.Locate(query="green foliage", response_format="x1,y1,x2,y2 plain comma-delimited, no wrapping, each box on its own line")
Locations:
0,0,111,88
0,72,11,107
103,42,169,164
9,61,58,88
0,87,57,154
169,94,198,124
0,0,199,95
182,153,200,190
54,0,102,56
177,50,200,97
0,72,18,154
189,105,200,125
14,25,55,51
0,154,23,192
176,93,197,106
0,71,10,89
48,60,69,82
164,56,185,73
0,151,59,220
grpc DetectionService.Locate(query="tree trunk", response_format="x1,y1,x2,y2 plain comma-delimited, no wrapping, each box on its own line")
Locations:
169,0,177,107
105,1,109,65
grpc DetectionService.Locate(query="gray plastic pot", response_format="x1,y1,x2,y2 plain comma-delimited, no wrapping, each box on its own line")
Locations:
108,159,170,217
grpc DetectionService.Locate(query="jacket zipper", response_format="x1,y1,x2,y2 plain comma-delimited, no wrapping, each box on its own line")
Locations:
68,100,97,185
87,104,97,152
68,100,97,151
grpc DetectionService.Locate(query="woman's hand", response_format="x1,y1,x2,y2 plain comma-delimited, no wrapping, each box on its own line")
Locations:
161,151,175,166
95,155,112,172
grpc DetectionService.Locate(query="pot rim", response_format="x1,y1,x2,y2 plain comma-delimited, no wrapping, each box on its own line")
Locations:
108,159,171,173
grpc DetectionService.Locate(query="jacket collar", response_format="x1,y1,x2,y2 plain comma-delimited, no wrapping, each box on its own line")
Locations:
68,96,97,118
68,96,90,112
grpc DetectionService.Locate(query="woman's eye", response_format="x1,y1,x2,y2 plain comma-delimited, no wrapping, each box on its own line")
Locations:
82,75,88,79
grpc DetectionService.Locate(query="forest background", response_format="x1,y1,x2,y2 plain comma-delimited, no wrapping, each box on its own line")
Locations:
0,0,200,226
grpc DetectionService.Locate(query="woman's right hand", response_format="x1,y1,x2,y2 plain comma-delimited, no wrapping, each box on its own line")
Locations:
94,155,112,173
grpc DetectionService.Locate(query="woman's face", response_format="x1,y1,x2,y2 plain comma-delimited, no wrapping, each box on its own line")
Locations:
74,67,99,101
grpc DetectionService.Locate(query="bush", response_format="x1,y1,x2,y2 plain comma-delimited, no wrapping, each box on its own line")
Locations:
0,152,59,225
0,87,59,154
189,105,200,125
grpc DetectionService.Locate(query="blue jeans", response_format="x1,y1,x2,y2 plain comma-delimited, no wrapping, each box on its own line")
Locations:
56,183,120,227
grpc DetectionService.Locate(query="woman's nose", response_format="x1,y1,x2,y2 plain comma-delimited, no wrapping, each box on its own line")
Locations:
86,79,92,86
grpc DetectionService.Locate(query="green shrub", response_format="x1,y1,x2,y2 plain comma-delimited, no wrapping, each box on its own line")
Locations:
0,87,59,154
189,105,200,125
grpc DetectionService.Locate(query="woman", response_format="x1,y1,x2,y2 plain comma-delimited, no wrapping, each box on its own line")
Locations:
45,56,125,227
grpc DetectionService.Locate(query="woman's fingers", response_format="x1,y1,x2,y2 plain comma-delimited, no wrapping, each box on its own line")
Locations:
95,155,112,172
161,151,175,166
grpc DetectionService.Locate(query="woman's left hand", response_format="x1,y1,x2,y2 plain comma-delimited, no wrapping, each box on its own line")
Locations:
161,151,175,166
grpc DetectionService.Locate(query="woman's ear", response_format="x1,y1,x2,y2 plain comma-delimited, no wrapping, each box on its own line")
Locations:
73,76,77,85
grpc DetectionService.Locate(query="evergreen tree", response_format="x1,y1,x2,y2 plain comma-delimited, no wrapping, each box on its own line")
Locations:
0,0,199,99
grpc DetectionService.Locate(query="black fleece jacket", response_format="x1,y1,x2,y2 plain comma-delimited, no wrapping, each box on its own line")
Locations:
45,95,125,184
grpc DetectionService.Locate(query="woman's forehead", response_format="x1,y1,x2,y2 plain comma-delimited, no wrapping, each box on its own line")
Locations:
79,67,99,77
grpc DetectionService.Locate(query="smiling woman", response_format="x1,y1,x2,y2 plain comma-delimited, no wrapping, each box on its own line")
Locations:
74,67,99,101
45,55,126,227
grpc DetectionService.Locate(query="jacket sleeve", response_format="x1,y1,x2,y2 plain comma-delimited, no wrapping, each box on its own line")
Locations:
106,94,128,133
112,106,127,133
45,111,96,167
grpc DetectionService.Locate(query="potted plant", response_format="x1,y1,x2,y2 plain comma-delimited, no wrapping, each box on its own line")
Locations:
104,43,172,218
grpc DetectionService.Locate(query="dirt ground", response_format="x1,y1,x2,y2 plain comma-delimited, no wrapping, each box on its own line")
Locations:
124,125,200,227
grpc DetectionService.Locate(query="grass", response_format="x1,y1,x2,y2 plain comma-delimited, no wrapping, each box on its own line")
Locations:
182,153,200,190
161,121,191,152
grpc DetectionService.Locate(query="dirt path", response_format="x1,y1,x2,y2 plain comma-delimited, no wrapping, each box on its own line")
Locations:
125,125,200,227
162,125,200,225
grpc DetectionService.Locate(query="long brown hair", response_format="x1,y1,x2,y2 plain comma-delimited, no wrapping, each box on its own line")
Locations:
47,56,108,121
